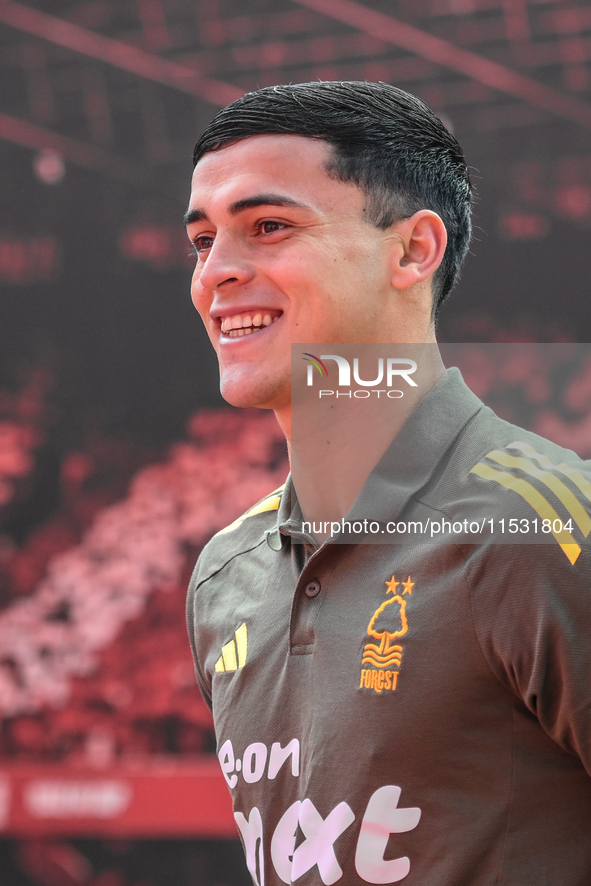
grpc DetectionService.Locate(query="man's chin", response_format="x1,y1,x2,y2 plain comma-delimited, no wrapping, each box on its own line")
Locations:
219,390,273,410
219,376,288,412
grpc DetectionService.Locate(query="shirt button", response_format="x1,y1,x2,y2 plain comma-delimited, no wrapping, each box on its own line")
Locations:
305,580,321,598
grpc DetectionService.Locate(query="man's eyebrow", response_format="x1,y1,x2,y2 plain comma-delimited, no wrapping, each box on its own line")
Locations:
184,207,208,227
184,194,312,228
228,194,313,215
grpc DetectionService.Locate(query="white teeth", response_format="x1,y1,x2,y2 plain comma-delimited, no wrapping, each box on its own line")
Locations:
221,312,280,336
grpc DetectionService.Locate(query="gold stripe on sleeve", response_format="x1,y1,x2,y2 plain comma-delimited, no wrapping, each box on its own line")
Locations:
507,441,591,504
469,462,581,564
486,450,591,538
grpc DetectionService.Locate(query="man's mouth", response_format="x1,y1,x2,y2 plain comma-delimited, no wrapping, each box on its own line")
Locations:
220,312,280,338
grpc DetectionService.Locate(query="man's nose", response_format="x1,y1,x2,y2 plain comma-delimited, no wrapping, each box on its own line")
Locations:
197,234,255,291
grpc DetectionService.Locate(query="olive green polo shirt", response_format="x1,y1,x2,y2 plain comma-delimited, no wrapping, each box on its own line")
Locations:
187,368,591,886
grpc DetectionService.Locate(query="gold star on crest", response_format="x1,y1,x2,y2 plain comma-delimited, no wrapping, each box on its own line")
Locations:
402,576,414,595
385,575,399,594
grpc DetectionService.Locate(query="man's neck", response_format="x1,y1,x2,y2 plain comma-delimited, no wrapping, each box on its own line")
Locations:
284,345,445,543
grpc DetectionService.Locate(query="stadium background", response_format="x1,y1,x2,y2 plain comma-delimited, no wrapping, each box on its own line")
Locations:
1,0,591,883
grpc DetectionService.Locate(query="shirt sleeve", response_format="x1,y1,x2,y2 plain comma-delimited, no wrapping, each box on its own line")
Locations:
186,557,213,710
466,540,591,775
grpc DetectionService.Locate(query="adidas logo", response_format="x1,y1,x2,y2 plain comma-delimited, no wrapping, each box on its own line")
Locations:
215,623,248,673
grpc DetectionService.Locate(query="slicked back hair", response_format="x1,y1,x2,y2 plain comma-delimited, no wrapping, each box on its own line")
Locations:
193,81,473,315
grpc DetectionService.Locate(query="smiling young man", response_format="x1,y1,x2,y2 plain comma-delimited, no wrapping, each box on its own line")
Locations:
185,134,447,434
186,82,591,886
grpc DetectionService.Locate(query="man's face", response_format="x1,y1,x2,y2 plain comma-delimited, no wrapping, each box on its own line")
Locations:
186,135,396,411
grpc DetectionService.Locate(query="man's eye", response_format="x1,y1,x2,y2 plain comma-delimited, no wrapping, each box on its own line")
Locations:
191,235,214,255
259,221,286,235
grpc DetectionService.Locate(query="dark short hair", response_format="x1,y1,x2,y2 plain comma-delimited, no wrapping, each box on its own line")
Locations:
193,81,472,315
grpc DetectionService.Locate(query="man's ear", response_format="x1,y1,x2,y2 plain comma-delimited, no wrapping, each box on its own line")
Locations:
388,210,447,291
